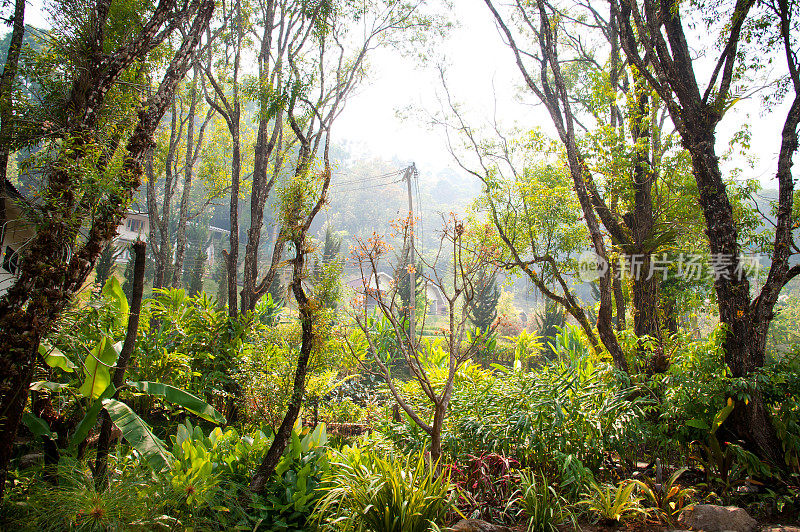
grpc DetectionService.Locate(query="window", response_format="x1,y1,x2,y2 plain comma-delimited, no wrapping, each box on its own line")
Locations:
127,219,143,232
2,246,20,275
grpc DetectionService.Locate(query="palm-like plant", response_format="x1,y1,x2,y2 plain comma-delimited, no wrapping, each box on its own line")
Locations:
579,481,647,525
312,450,455,532
631,467,694,525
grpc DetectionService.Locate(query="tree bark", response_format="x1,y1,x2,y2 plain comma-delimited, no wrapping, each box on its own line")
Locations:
94,240,146,490
249,236,312,493
0,0,25,234
172,69,200,288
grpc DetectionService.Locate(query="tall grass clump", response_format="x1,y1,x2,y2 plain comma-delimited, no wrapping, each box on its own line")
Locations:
312,449,455,531
514,470,573,532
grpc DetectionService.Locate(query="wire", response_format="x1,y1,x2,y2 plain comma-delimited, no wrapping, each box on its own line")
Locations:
329,169,405,188
332,178,405,195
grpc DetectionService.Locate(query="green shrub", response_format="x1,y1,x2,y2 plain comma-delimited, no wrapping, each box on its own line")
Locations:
313,449,455,531
514,470,573,532
579,480,646,525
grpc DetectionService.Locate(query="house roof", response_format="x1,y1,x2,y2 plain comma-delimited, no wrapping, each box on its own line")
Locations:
3,180,28,204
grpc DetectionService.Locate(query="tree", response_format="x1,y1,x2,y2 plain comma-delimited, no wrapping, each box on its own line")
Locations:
238,0,442,315
349,215,501,464
121,253,135,301
214,253,227,307
202,0,246,316
94,243,118,290
0,0,214,499
0,0,24,235
610,0,800,464
187,245,206,297
312,225,344,310
467,268,499,332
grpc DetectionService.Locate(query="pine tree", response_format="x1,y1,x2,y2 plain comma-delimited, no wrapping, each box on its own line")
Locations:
188,247,206,297
121,254,135,301
215,256,228,309
312,226,343,310
94,243,117,290
467,269,499,332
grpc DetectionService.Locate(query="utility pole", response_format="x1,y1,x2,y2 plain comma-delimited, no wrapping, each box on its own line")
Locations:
403,163,417,346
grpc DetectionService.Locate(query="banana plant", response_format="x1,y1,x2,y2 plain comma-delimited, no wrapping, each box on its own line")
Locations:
24,277,226,472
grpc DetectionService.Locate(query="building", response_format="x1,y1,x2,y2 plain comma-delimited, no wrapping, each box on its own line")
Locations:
345,270,448,316
114,211,150,262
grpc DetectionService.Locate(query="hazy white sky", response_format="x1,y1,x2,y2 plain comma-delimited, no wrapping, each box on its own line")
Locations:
22,0,790,189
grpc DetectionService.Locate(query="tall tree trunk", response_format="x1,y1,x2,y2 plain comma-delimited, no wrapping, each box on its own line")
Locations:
613,0,792,462
227,126,240,315
0,0,25,234
241,0,285,314
629,85,663,368
147,103,180,292
249,231,311,493
94,240,146,490
172,69,199,288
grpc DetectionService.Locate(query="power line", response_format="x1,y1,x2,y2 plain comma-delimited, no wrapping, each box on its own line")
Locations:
332,178,405,195
329,169,405,188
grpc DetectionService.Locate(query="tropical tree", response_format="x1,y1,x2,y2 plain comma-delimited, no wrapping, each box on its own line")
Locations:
609,0,800,463
349,214,501,464
0,0,214,499
467,267,499,332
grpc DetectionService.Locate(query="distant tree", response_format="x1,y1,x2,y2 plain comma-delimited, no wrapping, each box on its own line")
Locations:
94,243,118,290
121,253,135,301
214,254,227,308
312,226,344,310
467,269,499,332
188,246,206,297
322,225,343,264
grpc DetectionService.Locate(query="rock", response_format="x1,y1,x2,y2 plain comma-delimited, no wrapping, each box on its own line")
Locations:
449,520,513,532
17,453,43,469
678,504,757,532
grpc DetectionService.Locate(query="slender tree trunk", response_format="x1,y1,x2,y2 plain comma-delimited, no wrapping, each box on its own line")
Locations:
249,233,312,493
227,127,240,315
172,68,200,288
94,240,146,489
430,404,445,465
0,0,25,233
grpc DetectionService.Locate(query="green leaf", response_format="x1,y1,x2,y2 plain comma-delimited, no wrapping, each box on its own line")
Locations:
70,384,117,449
102,398,173,472
711,398,735,435
22,412,53,439
30,381,70,392
128,381,226,425
686,419,710,431
38,341,76,373
102,276,129,329
78,338,121,399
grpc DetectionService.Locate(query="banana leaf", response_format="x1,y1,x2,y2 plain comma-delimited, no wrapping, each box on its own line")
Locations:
102,398,173,472
38,341,76,373
102,276,129,329
78,338,121,399
128,380,226,424
70,383,117,449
